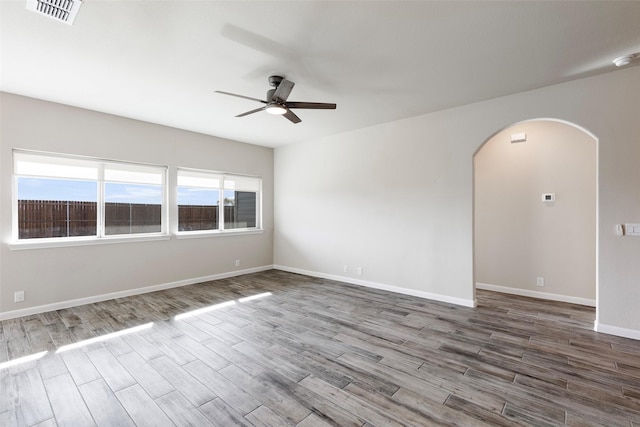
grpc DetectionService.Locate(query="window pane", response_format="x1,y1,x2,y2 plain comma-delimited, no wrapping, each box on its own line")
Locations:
224,190,257,229
177,187,219,231
104,182,162,235
17,177,97,239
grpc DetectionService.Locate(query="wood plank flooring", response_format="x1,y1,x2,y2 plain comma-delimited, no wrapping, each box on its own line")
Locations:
1,270,640,426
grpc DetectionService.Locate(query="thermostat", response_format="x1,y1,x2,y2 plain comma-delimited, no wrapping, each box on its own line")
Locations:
542,193,555,202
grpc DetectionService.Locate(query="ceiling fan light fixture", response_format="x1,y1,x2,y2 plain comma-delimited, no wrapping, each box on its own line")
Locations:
613,53,639,67
265,103,287,115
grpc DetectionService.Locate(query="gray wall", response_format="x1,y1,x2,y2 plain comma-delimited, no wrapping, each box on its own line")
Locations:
274,66,640,338
474,120,596,304
3,67,640,340
0,93,274,315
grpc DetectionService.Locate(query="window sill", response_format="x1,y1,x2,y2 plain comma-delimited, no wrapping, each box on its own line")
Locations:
175,229,264,239
8,228,265,250
8,234,171,251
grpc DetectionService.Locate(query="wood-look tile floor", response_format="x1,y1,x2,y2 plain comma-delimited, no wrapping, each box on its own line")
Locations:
2,270,640,426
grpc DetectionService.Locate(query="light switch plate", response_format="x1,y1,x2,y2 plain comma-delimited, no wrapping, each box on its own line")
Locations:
624,223,640,236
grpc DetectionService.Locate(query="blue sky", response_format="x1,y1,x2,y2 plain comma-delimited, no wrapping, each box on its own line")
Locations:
18,178,98,202
17,178,229,205
177,187,219,206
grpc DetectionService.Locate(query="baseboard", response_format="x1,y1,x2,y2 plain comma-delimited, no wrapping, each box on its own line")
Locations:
274,265,477,308
594,322,640,341
475,282,596,307
0,265,274,321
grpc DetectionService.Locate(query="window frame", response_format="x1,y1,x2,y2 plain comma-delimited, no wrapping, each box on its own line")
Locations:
11,150,169,249
176,167,262,237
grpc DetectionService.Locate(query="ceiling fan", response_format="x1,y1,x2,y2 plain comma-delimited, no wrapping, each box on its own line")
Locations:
215,76,336,124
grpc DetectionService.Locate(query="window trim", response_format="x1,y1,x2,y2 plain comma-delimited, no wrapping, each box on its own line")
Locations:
12,150,169,244
8,234,171,250
174,228,264,240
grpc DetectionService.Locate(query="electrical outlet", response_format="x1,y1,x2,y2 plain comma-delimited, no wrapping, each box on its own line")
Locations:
235,259,240,267
356,267,363,276
536,277,545,287
343,265,349,273
14,291,25,303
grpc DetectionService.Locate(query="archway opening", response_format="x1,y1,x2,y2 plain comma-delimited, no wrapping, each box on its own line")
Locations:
473,119,598,312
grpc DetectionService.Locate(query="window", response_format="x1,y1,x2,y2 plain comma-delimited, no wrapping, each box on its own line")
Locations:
13,151,167,241
177,169,260,233
223,175,260,230
103,163,164,235
176,170,220,232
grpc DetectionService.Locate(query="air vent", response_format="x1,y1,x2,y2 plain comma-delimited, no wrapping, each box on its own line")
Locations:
26,0,83,25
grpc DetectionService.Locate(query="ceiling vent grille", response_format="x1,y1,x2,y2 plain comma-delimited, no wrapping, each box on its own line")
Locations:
26,0,83,25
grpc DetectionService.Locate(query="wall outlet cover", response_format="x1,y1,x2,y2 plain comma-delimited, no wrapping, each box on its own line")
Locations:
541,193,555,202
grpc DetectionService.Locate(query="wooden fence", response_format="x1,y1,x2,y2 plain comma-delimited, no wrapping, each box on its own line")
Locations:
17,200,254,238
18,200,98,239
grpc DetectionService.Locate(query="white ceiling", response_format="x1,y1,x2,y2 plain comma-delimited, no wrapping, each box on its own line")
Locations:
2,1,640,148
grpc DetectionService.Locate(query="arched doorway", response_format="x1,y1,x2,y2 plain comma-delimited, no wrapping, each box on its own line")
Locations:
473,119,598,310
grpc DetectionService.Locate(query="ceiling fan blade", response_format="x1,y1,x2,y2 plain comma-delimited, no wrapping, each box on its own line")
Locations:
236,106,266,117
273,79,295,102
286,102,336,110
215,91,266,104
283,109,301,124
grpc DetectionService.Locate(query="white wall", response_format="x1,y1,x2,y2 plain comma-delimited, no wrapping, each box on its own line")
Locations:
0,93,274,317
275,66,640,339
474,120,596,304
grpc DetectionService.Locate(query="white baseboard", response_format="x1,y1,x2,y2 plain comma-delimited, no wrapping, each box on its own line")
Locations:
475,282,596,307
5,265,637,341
594,322,640,341
0,265,274,321
274,265,477,308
